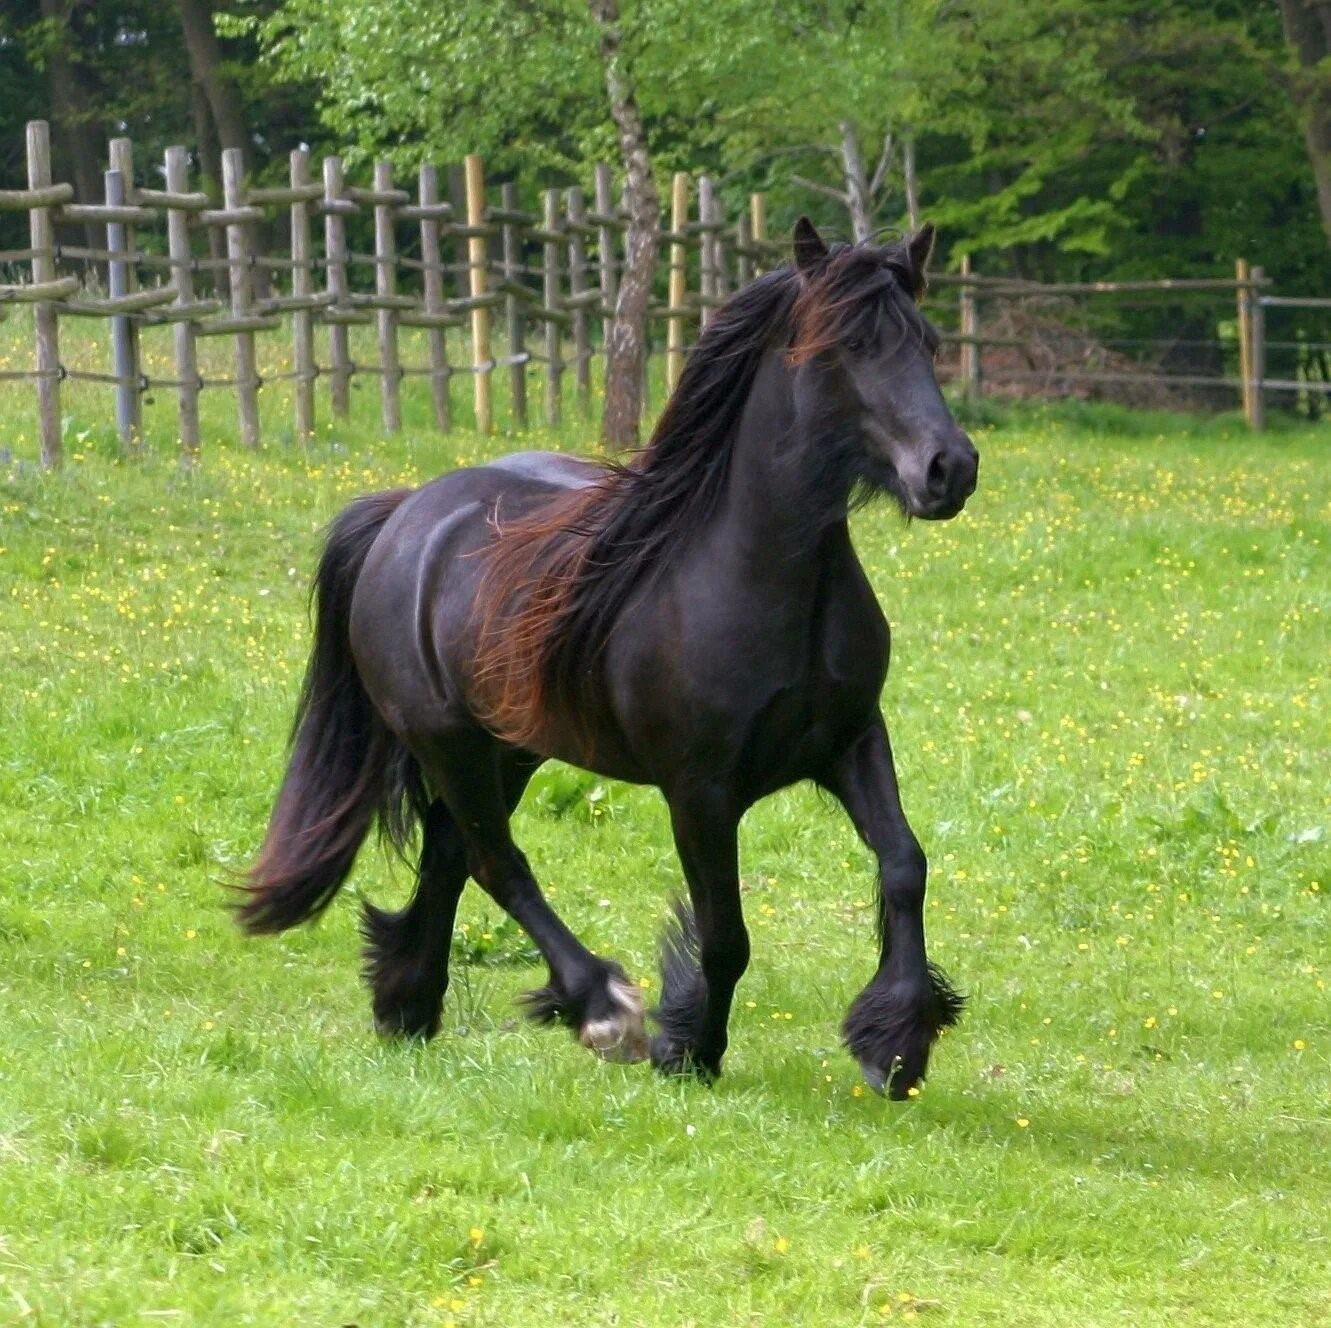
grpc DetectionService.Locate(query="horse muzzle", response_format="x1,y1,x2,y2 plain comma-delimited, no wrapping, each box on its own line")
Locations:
912,436,978,520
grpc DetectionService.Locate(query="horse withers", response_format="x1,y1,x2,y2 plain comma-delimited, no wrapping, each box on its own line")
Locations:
239,218,978,1099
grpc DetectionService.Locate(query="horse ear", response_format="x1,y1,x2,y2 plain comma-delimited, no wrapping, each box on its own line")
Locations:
793,216,830,273
906,221,936,300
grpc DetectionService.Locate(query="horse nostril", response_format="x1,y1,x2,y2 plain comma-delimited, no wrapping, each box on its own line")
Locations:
926,451,949,499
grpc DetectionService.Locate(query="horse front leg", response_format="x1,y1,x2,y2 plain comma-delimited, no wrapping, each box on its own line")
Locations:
824,720,964,1099
651,790,748,1081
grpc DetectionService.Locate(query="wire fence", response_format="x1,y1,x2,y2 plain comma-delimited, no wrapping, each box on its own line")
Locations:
929,262,1331,429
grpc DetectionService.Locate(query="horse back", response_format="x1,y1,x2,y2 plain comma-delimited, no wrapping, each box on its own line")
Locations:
346,452,605,739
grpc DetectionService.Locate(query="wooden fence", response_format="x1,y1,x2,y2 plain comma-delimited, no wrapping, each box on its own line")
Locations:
3,119,1326,469
0,120,784,469
930,262,1331,430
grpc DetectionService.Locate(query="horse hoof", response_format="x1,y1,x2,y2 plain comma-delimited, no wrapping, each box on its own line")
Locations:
858,1060,889,1096
857,1057,918,1100
579,975,648,1063
648,1035,719,1082
371,997,443,1041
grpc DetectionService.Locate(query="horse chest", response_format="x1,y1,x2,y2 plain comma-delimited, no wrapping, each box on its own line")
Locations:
610,533,891,789
732,596,889,791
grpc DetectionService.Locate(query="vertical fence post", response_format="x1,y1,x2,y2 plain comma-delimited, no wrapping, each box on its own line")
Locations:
107,139,137,286
464,154,492,434
1236,258,1253,426
500,181,527,429
323,156,352,419
566,186,591,418
163,146,200,461
373,160,402,433
418,165,452,432
594,163,618,379
749,191,767,278
221,147,259,448
697,175,717,330
736,213,752,288
667,171,689,392
1250,265,1267,432
542,188,563,428
104,169,141,451
107,138,142,452
26,121,61,469
290,147,316,442
959,254,980,404
710,184,729,306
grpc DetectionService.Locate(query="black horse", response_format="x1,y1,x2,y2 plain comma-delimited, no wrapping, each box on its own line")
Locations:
240,218,978,1099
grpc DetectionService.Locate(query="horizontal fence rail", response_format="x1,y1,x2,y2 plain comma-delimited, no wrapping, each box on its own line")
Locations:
928,260,1331,429
1,124,784,468
2,119,1326,468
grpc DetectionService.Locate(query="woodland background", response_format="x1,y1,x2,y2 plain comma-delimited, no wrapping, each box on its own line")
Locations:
4,1,1330,291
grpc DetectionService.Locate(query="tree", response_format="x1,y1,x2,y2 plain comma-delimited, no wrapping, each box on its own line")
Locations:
1276,0,1331,247
178,0,251,197
35,0,102,225
252,1,606,175
588,0,660,445
256,0,669,443
661,0,1143,257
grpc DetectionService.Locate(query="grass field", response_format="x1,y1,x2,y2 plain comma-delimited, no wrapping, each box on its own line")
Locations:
1,319,1329,1325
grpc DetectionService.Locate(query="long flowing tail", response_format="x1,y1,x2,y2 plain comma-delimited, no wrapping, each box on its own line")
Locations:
237,488,418,934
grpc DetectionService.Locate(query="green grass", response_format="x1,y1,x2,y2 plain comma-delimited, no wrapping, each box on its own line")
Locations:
1,314,1329,1326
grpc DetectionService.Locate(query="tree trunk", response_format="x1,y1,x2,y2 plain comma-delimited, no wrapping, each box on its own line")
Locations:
903,135,921,231
177,0,249,165
190,76,222,196
1277,0,1331,248
588,0,660,448
39,0,102,250
189,79,230,299
839,119,873,242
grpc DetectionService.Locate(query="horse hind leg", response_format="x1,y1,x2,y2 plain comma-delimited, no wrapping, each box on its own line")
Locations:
425,732,648,1063
361,800,466,1038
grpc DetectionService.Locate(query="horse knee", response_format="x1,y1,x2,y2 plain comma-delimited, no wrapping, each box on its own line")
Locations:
881,839,927,912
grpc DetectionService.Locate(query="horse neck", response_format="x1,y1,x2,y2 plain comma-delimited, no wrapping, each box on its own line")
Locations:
716,350,857,568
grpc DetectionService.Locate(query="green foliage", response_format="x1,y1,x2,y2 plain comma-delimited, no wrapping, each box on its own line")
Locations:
5,0,1331,315
247,0,608,175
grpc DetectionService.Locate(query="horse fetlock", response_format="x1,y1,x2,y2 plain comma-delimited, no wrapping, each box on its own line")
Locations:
578,973,649,1063
371,985,446,1040
648,1032,720,1083
843,969,963,1100
361,899,451,1039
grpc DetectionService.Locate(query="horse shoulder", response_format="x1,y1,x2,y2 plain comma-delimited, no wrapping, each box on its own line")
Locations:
816,539,890,695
